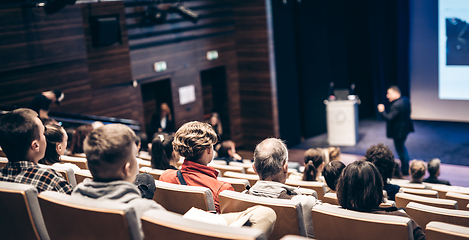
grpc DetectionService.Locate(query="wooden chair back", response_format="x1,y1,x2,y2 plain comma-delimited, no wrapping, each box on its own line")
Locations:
395,193,458,209
38,191,141,240
446,192,469,210
153,180,215,214
0,156,8,168
137,158,152,168
323,192,339,205
0,147,5,157
312,204,413,240
218,177,250,192
279,235,309,240
397,183,428,189
426,221,469,240
285,180,326,201
428,185,469,199
400,188,439,198
210,163,245,176
141,209,266,240
0,182,50,240
219,190,306,240
139,167,165,180
60,155,88,169
405,202,469,228
223,171,259,187
75,170,93,184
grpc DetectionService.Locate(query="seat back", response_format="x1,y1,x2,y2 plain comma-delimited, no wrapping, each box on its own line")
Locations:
139,167,165,180
401,188,439,198
0,182,50,240
395,193,458,209
426,221,469,240
75,169,93,185
405,202,469,228
38,191,141,240
219,190,306,240
428,185,469,199
218,177,250,192
323,192,339,205
312,204,413,240
137,158,151,168
60,155,88,169
279,235,309,240
446,192,469,210
396,183,428,189
153,180,215,214
141,209,266,240
223,171,259,187
210,163,245,176
285,180,326,201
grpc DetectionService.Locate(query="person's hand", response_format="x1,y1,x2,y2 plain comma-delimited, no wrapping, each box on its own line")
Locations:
377,104,385,113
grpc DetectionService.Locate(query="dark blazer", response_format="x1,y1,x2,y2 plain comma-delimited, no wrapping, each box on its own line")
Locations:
423,176,451,186
381,96,414,139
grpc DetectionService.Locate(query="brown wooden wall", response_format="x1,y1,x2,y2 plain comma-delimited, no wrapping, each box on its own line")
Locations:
0,0,278,149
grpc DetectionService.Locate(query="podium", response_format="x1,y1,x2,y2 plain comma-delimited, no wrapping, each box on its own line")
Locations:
325,100,359,146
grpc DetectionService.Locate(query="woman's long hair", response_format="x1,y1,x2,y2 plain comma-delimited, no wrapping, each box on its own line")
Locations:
39,124,65,165
151,134,174,170
302,148,325,181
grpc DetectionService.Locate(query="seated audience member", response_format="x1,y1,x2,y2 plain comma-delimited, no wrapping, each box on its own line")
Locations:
302,148,325,182
365,143,401,201
150,134,178,170
423,158,451,185
0,108,73,194
91,121,104,129
328,146,341,161
323,160,346,193
215,140,243,164
69,124,93,157
336,160,425,240
38,124,80,172
410,160,426,184
245,138,321,238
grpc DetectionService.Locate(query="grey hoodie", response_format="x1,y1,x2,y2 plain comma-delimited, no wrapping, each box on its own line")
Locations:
245,180,321,238
72,178,166,237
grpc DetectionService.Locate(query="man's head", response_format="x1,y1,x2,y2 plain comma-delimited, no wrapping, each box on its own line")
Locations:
218,140,236,158
0,108,46,163
253,138,289,183
172,121,218,165
427,158,441,177
386,85,401,102
364,143,395,181
84,124,138,182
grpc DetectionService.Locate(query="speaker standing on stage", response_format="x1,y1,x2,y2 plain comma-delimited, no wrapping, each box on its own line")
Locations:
377,86,414,176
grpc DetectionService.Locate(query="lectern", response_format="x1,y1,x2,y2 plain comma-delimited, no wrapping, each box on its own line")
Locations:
325,100,359,146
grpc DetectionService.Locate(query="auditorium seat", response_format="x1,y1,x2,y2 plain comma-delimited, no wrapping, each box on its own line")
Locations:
38,164,77,188
75,169,93,184
279,235,309,240
223,171,259,187
212,160,228,165
0,147,5,157
429,185,469,199
446,192,469,211
395,193,458,209
0,156,8,168
400,188,439,198
153,180,215,214
426,221,469,240
38,191,141,240
311,204,414,240
137,158,151,168
285,180,327,201
219,190,307,240
405,202,469,228
139,167,164,180
209,163,245,176
60,155,88,169
396,183,429,189
141,209,266,240
0,182,50,240
218,176,250,192
322,192,339,205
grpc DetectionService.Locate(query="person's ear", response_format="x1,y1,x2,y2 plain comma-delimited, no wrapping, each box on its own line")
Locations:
252,163,257,174
123,162,131,177
283,160,289,173
56,143,62,154
206,146,212,155
31,139,40,153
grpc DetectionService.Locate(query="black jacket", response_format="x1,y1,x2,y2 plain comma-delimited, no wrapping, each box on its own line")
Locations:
381,96,414,139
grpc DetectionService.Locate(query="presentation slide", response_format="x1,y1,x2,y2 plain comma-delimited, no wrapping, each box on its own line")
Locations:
439,0,469,100
410,0,469,122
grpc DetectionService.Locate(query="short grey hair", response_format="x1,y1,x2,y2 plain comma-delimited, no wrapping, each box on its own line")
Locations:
253,138,288,180
427,158,441,176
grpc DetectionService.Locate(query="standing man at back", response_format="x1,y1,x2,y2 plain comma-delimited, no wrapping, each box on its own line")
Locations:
377,85,414,175
29,89,64,120
246,138,321,238
0,108,72,194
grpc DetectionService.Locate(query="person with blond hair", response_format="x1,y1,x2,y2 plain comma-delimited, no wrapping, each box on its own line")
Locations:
410,160,426,184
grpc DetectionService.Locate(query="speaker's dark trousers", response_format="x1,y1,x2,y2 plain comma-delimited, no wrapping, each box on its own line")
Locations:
393,136,410,175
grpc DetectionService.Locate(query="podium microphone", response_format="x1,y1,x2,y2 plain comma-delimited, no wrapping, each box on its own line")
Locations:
328,81,335,97
350,83,355,95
